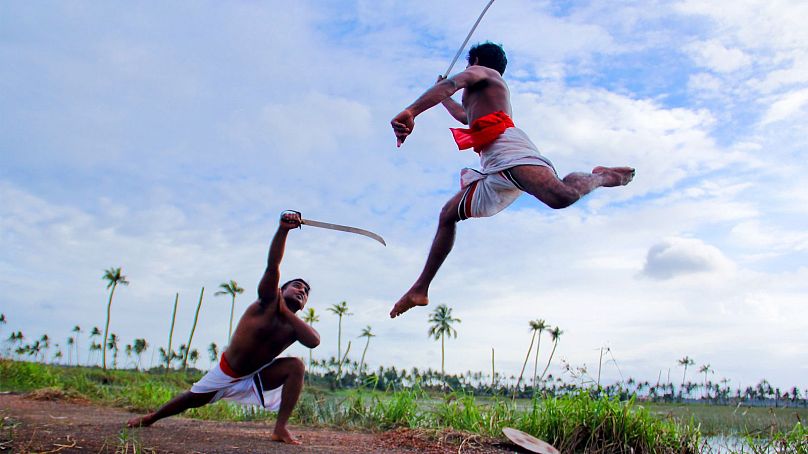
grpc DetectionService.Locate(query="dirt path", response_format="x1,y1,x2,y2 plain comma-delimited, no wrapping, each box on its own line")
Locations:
1,393,514,453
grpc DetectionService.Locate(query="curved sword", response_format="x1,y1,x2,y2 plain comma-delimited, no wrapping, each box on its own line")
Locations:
282,211,386,246
301,218,386,246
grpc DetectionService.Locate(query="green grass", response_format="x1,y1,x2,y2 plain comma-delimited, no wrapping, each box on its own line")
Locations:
3,359,806,453
643,401,808,436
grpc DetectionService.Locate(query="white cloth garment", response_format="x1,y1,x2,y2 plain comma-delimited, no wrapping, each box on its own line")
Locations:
458,127,556,219
190,360,283,411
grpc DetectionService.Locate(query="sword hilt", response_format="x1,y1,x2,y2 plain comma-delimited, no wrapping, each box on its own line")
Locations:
280,210,302,229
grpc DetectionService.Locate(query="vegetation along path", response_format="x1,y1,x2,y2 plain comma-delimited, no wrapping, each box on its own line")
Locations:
0,392,513,453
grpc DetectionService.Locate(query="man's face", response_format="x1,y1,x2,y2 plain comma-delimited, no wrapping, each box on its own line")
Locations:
283,280,309,311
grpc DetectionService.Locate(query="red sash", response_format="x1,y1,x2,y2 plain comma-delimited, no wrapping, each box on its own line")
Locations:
450,111,514,153
219,353,241,378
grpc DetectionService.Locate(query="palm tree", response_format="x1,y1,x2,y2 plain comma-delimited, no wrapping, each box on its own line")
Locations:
699,364,712,399
208,342,218,367
165,293,179,371
183,287,205,370
88,327,101,365
358,325,375,376
327,301,352,362
133,338,148,370
215,280,244,344
66,337,75,365
301,308,320,369
515,319,545,393
678,356,695,394
531,319,548,389
428,304,461,388
71,325,82,366
107,333,120,369
40,334,50,364
125,343,133,367
189,349,200,368
539,326,563,382
101,267,129,370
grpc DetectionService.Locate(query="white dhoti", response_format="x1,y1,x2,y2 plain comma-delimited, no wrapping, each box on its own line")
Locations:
190,358,283,411
457,127,556,220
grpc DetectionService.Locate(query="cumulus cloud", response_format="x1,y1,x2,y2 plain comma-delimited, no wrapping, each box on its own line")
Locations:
685,40,751,73
641,237,735,280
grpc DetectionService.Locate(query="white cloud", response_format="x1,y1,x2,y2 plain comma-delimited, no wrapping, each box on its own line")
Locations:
685,40,751,73
759,87,808,125
641,237,735,280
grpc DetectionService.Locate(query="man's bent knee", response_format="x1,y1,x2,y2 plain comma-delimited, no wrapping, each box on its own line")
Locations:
439,193,464,225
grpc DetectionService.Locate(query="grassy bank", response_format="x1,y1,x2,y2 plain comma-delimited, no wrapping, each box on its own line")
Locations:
3,360,805,453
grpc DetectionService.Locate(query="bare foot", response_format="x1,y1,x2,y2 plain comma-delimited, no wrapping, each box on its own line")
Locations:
592,166,635,186
390,291,429,318
271,427,302,445
127,414,154,428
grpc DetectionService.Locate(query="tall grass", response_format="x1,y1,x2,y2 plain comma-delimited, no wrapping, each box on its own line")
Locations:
4,360,806,453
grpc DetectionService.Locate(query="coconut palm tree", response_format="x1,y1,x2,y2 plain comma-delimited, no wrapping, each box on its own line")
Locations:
71,325,82,366
88,327,101,365
189,349,200,368
539,326,563,382
301,307,319,369
699,364,712,399
358,325,375,376
327,301,352,362
53,347,63,364
678,356,695,395
215,280,244,344
8,331,23,360
182,287,205,370
208,342,218,367
39,334,50,364
165,293,179,371
428,304,461,388
531,319,548,389
101,267,129,370
133,338,148,370
107,333,120,369
515,319,545,393
66,337,74,365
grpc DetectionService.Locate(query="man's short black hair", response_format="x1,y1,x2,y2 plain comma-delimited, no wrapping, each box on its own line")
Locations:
281,278,310,293
467,41,507,75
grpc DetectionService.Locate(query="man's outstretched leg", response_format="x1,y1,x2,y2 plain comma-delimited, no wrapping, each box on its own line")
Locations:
127,390,216,427
260,357,306,445
509,165,634,209
390,190,464,318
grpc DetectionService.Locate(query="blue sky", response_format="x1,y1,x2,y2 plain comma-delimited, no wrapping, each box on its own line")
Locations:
2,0,806,391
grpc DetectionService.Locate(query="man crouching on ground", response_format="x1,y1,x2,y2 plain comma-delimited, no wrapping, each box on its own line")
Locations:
127,211,319,445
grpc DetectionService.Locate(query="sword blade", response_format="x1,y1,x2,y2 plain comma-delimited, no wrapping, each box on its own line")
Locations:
300,218,386,246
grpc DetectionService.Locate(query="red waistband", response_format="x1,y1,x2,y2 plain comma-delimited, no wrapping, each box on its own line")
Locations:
219,353,241,378
450,111,514,153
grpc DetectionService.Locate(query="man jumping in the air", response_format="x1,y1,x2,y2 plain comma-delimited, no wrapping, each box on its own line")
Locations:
390,42,634,318
127,211,319,445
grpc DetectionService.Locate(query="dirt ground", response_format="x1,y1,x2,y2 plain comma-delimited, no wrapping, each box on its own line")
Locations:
0,392,519,453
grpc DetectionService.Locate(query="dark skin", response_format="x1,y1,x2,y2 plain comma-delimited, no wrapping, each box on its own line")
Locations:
127,212,320,445
389,55,635,318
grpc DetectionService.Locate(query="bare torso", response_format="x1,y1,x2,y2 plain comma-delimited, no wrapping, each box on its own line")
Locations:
224,289,296,375
460,66,512,124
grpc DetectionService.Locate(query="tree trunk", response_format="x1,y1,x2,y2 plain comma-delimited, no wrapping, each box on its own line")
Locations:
183,287,205,370
166,293,179,371
227,296,235,343
102,284,117,370
360,338,370,376
515,331,536,394
532,331,543,391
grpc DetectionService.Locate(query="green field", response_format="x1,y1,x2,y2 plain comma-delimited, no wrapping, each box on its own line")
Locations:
2,360,806,453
